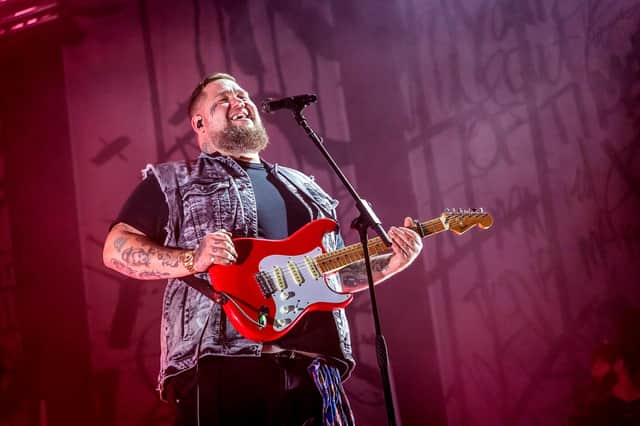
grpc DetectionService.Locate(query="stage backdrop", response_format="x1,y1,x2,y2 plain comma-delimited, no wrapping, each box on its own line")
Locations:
1,0,640,425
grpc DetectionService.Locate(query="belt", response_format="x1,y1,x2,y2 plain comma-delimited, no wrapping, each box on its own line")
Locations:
262,344,328,362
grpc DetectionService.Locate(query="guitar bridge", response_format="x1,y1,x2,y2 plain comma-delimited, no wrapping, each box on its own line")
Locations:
255,272,276,298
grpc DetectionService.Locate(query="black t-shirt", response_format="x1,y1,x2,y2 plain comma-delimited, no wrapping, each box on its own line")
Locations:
113,161,310,241
239,160,310,239
113,174,168,243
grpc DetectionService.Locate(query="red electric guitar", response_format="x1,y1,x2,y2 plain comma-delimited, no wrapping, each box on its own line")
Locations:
208,209,493,342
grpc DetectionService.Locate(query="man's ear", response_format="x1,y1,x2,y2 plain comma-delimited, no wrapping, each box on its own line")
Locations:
192,115,204,131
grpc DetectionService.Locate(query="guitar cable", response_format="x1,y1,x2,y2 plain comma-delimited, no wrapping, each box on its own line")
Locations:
218,291,265,328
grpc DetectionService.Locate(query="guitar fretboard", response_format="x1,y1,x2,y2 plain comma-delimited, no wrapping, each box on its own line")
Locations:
314,217,446,273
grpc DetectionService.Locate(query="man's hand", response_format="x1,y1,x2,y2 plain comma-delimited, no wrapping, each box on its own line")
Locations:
383,216,423,276
337,216,424,292
193,230,238,272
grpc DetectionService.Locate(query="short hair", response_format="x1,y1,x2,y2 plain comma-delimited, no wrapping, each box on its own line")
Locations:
187,72,236,118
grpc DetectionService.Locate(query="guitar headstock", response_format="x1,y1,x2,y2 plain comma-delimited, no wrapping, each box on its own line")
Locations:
441,208,493,235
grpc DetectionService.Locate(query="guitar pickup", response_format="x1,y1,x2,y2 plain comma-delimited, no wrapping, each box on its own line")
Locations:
272,266,286,291
304,256,320,279
287,261,304,285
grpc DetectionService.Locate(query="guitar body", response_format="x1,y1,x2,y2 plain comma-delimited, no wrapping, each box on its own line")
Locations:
208,218,353,342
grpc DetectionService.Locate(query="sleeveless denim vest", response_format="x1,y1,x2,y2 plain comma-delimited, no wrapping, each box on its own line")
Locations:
143,153,355,397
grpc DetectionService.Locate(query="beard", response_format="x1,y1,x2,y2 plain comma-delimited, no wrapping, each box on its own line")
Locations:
204,122,269,156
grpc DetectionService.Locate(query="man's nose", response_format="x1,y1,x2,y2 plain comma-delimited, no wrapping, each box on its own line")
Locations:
229,95,246,108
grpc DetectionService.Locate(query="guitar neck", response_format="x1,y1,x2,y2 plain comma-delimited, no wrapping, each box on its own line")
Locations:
314,217,446,274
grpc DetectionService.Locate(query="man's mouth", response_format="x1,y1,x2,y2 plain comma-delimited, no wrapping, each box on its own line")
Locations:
230,112,252,123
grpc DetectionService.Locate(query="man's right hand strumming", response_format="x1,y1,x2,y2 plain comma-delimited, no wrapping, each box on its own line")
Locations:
191,230,238,272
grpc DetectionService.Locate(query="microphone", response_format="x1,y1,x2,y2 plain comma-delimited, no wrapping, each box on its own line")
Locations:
261,94,318,113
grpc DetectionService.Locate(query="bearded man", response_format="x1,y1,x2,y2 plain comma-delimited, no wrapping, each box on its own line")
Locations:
102,73,423,426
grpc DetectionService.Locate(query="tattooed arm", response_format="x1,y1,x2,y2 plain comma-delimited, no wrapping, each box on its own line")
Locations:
338,254,393,292
103,222,237,280
338,217,424,293
103,222,191,279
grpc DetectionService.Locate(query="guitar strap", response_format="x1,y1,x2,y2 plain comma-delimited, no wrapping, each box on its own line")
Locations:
182,274,226,304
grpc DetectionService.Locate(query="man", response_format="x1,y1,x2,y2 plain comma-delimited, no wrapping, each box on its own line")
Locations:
102,73,423,425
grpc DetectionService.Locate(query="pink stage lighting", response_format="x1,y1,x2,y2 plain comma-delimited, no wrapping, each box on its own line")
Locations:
0,0,60,39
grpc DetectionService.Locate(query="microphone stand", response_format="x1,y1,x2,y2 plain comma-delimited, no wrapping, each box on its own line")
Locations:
290,106,400,426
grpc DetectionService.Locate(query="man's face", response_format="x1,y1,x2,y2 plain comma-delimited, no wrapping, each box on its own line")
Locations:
196,79,268,156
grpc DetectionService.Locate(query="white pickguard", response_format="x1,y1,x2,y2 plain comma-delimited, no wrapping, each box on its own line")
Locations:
258,247,350,331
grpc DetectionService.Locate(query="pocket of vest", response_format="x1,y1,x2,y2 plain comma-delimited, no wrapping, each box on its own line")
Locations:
182,180,232,239
182,180,231,199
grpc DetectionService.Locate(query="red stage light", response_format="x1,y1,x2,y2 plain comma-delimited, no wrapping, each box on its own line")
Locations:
0,1,60,39
14,6,36,16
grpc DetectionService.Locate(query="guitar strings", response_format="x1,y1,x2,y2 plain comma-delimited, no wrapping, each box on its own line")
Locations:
217,215,483,329
251,234,403,273
233,217,469,292
230,218,450,279
249,228,412,284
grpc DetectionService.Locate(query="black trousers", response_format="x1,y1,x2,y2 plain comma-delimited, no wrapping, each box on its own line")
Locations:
171,354,323,426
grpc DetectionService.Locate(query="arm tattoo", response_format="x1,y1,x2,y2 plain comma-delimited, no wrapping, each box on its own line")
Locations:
113,236,127,252
157,250,180,268
110,259,170,279
339,254,391,288
120,246,151,267
114,234,182,273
